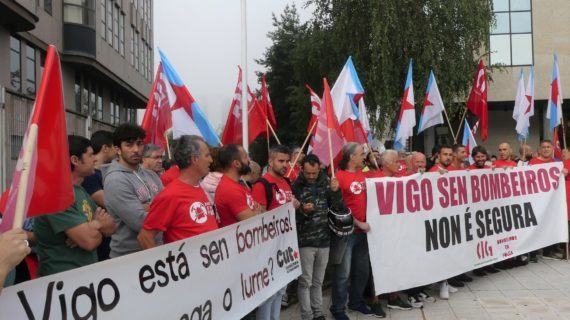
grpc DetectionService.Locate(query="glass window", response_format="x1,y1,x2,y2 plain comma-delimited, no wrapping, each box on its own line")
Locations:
82,84,89,114
510,12,531,33
25,45,36,95
490,35,511,65
100,0,105,38
130,26,135,66
511,34,533,65
95,88,103,120
112,5,119,50
10,36,21,91
106,0,112,45
63,0,95,28
510,0,531,11
492,12,510,34
44,0,53,15
75,73,81,112
119,13,125,56
89,83,96,118
134,32,139,71
492,0,509,12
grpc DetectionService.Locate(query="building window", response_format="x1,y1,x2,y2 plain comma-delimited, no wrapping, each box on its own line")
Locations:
110,96,120,125
490,0,533,66
81,82,89,115
89,82,97,119
44,0,53,15
100,0,105,38
95,88,103,120
119,13,125,56
75,73,81,112
63,0,95,28
25,45,36,95
112,4,119,50
106,0,113,45
10,36,21,91
130,26,135,66
134,31,139,71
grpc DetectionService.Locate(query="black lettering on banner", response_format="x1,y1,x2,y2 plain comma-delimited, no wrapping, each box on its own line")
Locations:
179,300,213,320
139,243,190,294
425,219,438,252
201,238,230,268
524,202,538,227
464,208,473,241
476,210,485,238
97,278,120,312
223,288,232,311
71,283,97,320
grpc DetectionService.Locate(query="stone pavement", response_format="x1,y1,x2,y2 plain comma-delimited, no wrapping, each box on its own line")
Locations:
281,257,570,319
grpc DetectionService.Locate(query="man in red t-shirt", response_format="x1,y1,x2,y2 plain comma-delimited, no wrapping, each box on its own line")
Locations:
405,152,427,175
449,144,467,170
495,143,517,168
160,165,180,187
215,144,262,227
429,145,454,173
529,140,555,165
251,145,300,320
468,146,491,170
138,136,218,248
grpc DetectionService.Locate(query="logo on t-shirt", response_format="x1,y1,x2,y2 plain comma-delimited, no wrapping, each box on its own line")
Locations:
349,181,364,195
275,189,287,205
81,200,93,221
246,194,255,209
189,202,209,224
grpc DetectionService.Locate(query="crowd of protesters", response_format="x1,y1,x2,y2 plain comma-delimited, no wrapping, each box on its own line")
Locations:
1,123,569,320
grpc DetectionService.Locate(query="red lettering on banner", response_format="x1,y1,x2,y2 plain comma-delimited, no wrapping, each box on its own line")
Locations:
376,179,434,215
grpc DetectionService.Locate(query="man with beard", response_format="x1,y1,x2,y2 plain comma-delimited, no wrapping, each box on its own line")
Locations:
429,145,454,173
138,136,218,248
469,146,491,170
215,144,262,227
450,144,468,170
103,124,163,258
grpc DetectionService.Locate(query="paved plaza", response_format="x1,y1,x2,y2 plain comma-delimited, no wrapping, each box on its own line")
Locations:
282,257,570,319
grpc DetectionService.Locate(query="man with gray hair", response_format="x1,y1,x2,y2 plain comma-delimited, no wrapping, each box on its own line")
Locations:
141,144,164,175
138,135,218,248
406,152,427,175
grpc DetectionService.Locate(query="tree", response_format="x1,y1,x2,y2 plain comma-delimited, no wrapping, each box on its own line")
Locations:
259,0,493,148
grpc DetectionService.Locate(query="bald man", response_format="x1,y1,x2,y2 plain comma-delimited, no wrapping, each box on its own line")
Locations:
406,152,427,175
495,143,517,168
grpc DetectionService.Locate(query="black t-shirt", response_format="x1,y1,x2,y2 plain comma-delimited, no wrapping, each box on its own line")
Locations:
82,169,103,196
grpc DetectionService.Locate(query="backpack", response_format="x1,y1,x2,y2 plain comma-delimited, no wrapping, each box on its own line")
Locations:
254,177,291,209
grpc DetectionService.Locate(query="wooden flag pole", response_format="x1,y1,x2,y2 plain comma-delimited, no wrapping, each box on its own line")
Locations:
286,121,317,178
454,108,468,143
442,108,457,142
12,124,39,229
328,128,335,178
266,122,270,159
266,119,281,145
364,143,380,170
164,131,172,161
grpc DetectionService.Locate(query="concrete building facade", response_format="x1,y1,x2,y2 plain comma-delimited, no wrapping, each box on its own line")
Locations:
0,0,153,190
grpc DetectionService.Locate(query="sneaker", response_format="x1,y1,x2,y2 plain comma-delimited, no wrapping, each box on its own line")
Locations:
331,311,350,320
448,284,459,293
370,303,387,318
455,273,473,282
440,282,449,300
418,291,436,303
408,295,424,308
473,269,487,277
281,293,289,307
529,252,538,263
348,304,374,316
388,296,413,310
448,279,465,287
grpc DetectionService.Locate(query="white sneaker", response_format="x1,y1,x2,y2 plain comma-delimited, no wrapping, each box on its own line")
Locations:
448,284,459,293
408,295,424,308
439,281,449,300
418,291,436,303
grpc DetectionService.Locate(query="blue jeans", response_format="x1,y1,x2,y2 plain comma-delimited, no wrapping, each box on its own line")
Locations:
330,233,370,314
256,286,287,320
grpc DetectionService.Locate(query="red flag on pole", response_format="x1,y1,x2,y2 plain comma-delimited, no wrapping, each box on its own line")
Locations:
466,60,488,141
261,74,277,128
141,62,173,149
554,127,563,159
306,84,321,134
0,45,74,231
247,87,268,144
221,66,243,145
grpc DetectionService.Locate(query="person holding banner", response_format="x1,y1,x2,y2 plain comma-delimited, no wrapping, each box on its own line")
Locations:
0,228,30,292
405,152,427,175
495,143,517,168
428,145,454,173
103,124,163,258
252,145,300,320
291,154,345,320
34,136,116,276
138,136,218,248
215,144,262,227
468,146,491,170
451,144,468,170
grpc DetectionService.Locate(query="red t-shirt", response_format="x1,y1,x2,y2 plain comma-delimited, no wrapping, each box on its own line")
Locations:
336,170,367,232
468,164,490,170
529,157,555,165
143,179,218,243
428,164,463,173
215,175,257,227
494,159,517,168
365,170,385,178
287,164,301,182
161,165,180,187
252,173,293,210
397,160,408,176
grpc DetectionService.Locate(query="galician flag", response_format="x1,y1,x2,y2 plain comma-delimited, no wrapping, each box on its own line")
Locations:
418,70,444,133
546,54,563,132
394,59,416,150
513,68,534,140
159,50,221,146
462,119,477,165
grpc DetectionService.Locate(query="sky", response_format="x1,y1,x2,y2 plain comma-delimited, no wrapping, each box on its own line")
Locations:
147,0,312,132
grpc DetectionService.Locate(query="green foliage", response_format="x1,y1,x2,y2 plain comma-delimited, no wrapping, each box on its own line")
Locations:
257,0,493,147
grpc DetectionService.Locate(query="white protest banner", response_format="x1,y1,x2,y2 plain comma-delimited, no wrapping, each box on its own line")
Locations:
366,163,569,294
0,203,300,319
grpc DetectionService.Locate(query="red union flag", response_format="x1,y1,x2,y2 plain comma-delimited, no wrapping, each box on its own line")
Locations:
221,66,243,145
306,84,321,134
261,74,277,128
0,45,73,231
466,60,488,141
141,62,172,149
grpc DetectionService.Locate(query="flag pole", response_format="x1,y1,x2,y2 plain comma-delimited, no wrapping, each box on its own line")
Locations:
164,131,172,160
266,119,282,145
442,108,457,142
286,121,317,178
454,108,468,143
328,128,335,178
240,0,249,153
266,122,270,160
12,124,39,229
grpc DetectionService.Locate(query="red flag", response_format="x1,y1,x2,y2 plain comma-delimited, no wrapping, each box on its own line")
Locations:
261,74,277,128
0,45,74,231
221,66,243,145
310,78,344,166
466,60,488,141
247,87,268,144
141,62,173,149
306,84,321,135
554,127,562,159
